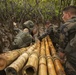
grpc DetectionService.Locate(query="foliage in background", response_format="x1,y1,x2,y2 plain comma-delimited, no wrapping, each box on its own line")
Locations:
0,0,76,24
0,0,76,52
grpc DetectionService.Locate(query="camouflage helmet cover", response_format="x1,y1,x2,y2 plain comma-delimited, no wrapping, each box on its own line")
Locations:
23,20,35,29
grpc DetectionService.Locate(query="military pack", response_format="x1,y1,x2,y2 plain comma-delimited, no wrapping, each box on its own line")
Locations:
12,28,33,49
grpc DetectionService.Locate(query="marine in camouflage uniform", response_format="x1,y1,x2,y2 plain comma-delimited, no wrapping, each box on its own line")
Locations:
12,20,35,49
38,23,59,46
58,6,76,75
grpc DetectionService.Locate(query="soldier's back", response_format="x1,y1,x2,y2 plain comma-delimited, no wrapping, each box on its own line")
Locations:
12,28,33,49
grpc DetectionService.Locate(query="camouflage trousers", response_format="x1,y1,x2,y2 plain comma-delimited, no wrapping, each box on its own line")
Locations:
64,61,76,75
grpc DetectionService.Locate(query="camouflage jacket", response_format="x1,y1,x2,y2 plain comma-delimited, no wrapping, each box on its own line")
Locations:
59,16,76,50
12,28,34,49
38,25,59,43
59,16,76,69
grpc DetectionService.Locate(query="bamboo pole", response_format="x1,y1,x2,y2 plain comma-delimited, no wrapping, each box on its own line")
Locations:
22,41,40,75
47,36,66,75
38,39,47,75
6,44,36,75
0,47,28,70
53,57,66,75
45,37,57,75
47,36,56,55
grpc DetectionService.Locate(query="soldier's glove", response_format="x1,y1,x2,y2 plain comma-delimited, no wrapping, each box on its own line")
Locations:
57,51,66,64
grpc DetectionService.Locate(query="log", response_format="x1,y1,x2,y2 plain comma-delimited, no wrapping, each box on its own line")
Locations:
20,70,26,75
45,37,50,56
0,51,19,70
45,37,57,75
22,41,40,75
23,53,38,75
17,47,28,55
0,48,27,70
6,53,28,75
6,44,36,75
47,36,66,75
47,36,56,55
39,57,47,75
53,55,66,75
38,39,47,75
40,39,46,56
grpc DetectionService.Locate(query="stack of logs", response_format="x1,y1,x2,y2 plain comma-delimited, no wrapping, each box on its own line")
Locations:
0,36,66,75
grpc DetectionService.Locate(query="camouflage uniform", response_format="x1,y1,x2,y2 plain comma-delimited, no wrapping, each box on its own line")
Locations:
23,20,35,34
59,16,76,73
12,20,35,49
38,24,59,45
38,25,53,39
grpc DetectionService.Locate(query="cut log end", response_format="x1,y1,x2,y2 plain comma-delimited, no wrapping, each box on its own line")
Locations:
0,58,6,70
24,66,36,75
0,70,6,75
6,67,17,75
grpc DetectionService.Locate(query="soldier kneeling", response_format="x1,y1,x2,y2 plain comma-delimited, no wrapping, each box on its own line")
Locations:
12,20,37,49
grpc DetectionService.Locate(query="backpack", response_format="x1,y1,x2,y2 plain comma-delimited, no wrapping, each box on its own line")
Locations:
12,29,33,49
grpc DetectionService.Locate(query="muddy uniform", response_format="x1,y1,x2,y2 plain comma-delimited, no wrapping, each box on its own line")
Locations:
12,20,35,49
38,25,59,45
59,17,76,74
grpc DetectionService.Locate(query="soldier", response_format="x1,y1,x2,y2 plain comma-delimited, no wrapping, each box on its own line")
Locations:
38,21,59,46
58,6,76,75
38,21,53,39
12,20,36,49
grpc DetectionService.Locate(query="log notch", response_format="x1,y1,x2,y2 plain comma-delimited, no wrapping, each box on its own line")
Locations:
45,37,57,75
38,38,47,75
47,36,66,75
23,41,40,75
5,44,36,75
0,47,28,70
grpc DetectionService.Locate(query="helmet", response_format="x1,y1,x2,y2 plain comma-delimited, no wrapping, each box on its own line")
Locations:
23,20,35,29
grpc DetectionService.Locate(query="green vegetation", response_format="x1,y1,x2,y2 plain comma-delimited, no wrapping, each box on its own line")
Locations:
0,0,76,53
0,0,76,23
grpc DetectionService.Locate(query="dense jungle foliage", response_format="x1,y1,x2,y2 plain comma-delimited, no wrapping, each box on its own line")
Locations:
0,0,76,52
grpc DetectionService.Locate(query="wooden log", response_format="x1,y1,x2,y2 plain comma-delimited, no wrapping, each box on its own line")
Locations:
45,37,57,75
6,52,28,75
45,37,50,56
6,44,36,75
47,36,56,55
40,39,46,56
53,54,66,75
17,47,28,55
47,56,57,75
20,70,26,75
47,36,66,75
0,48,27,70
0,51,19,70
39,57,47,75
23,53,38,75
38,39,47,75
22,41,40,75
